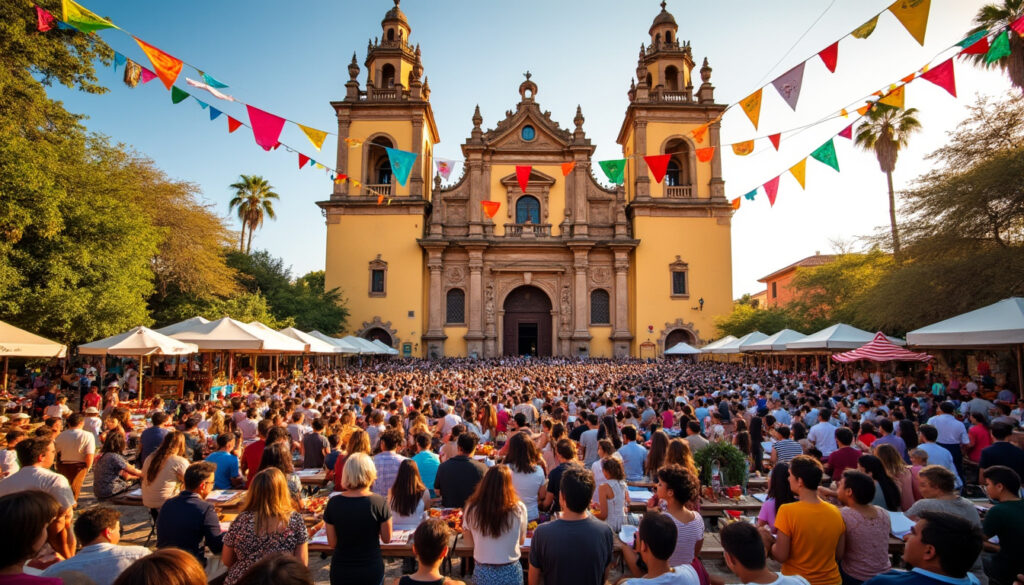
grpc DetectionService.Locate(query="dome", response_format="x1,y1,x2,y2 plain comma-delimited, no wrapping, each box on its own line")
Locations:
649,1,677,34
382,0,409,27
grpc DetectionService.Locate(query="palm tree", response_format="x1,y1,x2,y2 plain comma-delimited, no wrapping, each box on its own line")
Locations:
228,175,280,254
854,105,922,262
967,0,1024,93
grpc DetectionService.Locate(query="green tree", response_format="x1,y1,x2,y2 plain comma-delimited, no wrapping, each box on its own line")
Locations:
966,0,1024,92
159,291,294,330
714,303,805,338
787,251,895,331
228,175,279,254
854,105,922,261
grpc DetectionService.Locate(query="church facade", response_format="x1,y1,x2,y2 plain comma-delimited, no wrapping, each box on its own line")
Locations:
319,1,733,359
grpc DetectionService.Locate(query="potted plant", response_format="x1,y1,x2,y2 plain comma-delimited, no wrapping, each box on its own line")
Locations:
693,441,748,497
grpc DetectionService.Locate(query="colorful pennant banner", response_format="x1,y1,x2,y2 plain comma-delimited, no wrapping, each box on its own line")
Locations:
771,62,805,111
61,0,115,33
385,147,417,187
515,165,532,193
435,158,455,180
764,176,780,207
481,201,501,219
644,154,671,184
598,159,626,185
560,161,576,176
134,37,182,90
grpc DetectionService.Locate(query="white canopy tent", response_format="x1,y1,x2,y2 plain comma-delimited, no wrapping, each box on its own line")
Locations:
170,317,304,352
371,339,400,355
307,331,361,354
1,321,67,393
79,326,198,356
743,329,807,352
785,323,905,351
154,316,210,337
343,336,387,354
700,335,737,353
711,331,770,354
247,322,309,354
277,327,338,354
664,342,702,355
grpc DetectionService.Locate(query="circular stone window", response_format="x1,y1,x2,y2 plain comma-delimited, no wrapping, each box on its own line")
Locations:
521,125,535,141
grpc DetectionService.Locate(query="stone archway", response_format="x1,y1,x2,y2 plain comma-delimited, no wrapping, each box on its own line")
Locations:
363,328,393,346
502,285,552,356
658,318,699,354
665,328,696,351
357,316,400,348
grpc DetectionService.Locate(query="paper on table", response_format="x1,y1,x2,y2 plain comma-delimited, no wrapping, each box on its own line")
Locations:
523,537,531,548
207,490,239,502
888,511,914,538
126,488,143,498
627,489,654,501
381,529,414,545
295,469,322,476
311,526,328,545
752,493,768,503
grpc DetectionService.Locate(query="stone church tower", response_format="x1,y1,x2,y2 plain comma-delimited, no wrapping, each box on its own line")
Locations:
320,1,732,359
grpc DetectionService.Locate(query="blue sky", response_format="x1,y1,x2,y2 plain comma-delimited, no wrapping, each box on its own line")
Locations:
46,0,1012,298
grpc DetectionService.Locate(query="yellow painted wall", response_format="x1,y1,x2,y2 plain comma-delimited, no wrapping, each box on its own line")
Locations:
442,327,469,357
324,213,425,350
487,164,566,237
588,326,613,358
630,215,732,354
645,60,690,89
349,120,415,197
645,122,712,199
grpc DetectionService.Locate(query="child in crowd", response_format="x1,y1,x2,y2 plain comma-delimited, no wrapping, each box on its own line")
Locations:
394,518,464,585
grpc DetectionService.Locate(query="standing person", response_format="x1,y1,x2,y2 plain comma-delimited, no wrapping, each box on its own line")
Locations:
504,432,545,522
334,429,371,492
53,413,96,501
927,402,969,478
979,423,1024,481
83,407,104,442
721,521,810,585
981,466,1024,585
301,419,329,470
593,457,628,532
434,433,487,509
836,471,891,585
620,426,648,482
206,433,244,489
621,512,701,585
0,490,64,585
529,467,614,585
389,459,430,531
463,465,528,585
40,507,150,585
410,433,440,499
222,468,309,585
138,412,171,467
141,431,189,515
372,429,407,498
157,461,224,566
759,455,846,585
92,431,142,500
862,512,983,585
917,426,962,489
808,408,839,458
324,452,393,585
242,420,272,488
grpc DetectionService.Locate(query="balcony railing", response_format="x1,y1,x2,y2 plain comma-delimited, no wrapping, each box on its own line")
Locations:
366,184,391,196
665,185,694,198
504,223,552,238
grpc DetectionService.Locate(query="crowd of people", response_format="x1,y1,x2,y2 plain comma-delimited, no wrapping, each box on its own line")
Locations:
0,357,1022,585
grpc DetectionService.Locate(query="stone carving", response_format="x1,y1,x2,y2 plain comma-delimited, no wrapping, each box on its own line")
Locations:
485,284,495,323
445,266,465,285
560,285,571,328
591,266,611,286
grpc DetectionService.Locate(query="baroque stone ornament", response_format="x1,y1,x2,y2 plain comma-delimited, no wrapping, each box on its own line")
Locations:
445,266,465,285
591,266,612,285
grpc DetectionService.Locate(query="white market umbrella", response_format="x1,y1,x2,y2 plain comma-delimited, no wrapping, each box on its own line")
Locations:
343,336,386,354
154,316,210,336
906,298,1024,347
278,327,338,354
247,322,308,354
79,326,198,356
170,317,304,352
712,331,769,354
0,321,67,393
307,330,361,354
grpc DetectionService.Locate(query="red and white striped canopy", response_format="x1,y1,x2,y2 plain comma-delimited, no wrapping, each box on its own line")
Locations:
832,332,933,363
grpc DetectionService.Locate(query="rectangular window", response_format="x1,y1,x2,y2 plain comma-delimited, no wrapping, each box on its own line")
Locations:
371,269,385,294
772,282,777,298
671,271,687,296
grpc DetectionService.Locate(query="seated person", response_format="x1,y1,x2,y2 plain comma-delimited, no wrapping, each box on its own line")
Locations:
156,461,224,565
864,512,983,585
41,506,150,585
618,512,700,585
721,521,810,585
981,466,1024,585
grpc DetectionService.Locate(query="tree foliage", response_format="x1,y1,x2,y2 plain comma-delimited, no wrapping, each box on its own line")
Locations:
714,303,806,338
966,0,1024,92
228,175,279,254
788,250,895,331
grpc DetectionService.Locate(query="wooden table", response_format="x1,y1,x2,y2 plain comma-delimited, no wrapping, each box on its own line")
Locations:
309,532,457,557
697,495,764,517
295,469,329,486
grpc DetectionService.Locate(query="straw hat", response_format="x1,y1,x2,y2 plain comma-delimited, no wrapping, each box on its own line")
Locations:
83,407,100,415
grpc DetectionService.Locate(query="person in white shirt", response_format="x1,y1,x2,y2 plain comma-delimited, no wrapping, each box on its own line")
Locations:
620,512,700,585
721,521,809,585
54,413,96,501
0,437,77,558
0,430,26,479
926,401,969,476
40,506,150,585
807,407,839,457
83,406,104,439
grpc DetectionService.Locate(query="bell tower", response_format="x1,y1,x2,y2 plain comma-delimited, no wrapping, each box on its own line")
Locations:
318,0,440,357
617,0,733,355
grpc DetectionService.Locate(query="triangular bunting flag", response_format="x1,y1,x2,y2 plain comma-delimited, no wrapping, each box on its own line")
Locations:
36,6,56,32
313,162,323,169
764,176,780,207
731,141,755,156
561,161,576,176
170,86,189,104
139,67,157,84
298,125,328,151
878,85,906,109
210,107,222,121
739,89,763,130
644,154,671,183
839,125,853,139
958,29,988,48
691,124,709,144
435,158,455,180
516,165,532,192
888,0,931,46
345,137,363,148
743,189,757,201
481,201,501,219
134,37,182,90
818,42,838,73
385,147,418,186
731,198,741,210
696,147,715,163
1011,14,1024,36
377,194,385,205
298,154,310,169
920,59,956,97
768,134,781,151
185,77,235,102
960,34,990,55
857,104,873,116
986,31,1011,64
810,139,840,172
350,179,361,188
334,174,347,184
61,0,116,32
841,109,849,118
851,15,880,39
246,105,286,151
789,159,807,189
771,61,805,111
598,159,627,185
196,100,208,110
113,53,126,71
227,116,242,133
201,73,228,88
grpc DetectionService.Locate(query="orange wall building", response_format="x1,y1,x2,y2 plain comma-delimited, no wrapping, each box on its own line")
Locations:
756,252,836,308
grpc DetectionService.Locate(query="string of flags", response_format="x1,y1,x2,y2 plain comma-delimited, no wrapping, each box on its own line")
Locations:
32,0,1024,213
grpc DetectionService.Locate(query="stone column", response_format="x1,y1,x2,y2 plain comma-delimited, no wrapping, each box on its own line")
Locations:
611,249,634,358
334,116,350,197
410,118,424,198
634,119,650,199
709,118,725,199
465,247,485,357
570,247,593,355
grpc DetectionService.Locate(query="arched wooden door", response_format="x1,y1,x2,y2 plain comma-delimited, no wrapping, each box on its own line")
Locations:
502,286,552,356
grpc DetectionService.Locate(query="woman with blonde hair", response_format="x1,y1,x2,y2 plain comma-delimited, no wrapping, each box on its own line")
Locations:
223,468,309,585
874,442,916,511
141,431,188,512
333,428,372,490
463,465,527,585
325,452,392,585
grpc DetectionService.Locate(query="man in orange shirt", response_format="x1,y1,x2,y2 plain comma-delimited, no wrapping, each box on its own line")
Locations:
759,455,846,585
